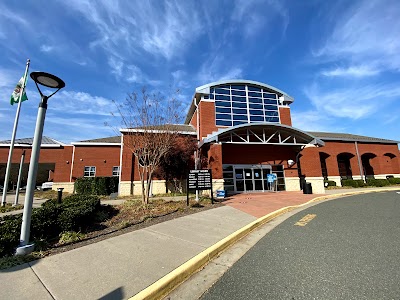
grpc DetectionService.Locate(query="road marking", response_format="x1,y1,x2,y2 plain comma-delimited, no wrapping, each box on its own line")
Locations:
295,214,316,226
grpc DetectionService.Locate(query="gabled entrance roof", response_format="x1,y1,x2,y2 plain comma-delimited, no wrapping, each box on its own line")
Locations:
199,123,325,147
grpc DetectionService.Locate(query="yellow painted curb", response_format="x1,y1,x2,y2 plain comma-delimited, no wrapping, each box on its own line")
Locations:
130,187,399,300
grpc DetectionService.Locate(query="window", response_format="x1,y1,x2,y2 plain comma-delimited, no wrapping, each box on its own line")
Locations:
84,166,96,177
214,83,280,126
112,166,120,177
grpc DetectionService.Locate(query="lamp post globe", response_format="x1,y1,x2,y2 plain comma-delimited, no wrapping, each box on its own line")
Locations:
30,71,65,89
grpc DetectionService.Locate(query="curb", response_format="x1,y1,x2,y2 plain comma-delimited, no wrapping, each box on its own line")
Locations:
129,187,400,300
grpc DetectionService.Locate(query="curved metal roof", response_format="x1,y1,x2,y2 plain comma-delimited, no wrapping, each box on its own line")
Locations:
185,79,294,124
200,122,324,147
195,79,293,99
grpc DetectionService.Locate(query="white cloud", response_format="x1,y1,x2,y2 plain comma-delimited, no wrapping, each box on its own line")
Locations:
232,0,289,38
44,115,117,143
291,110,342,133
40,45,54,53
197,55,243,83
49,90,116,116
304,82,400,120
61,0,203,61
314,0,400,76
321,65,380,78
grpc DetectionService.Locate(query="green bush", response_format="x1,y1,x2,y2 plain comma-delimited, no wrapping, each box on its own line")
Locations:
58,195,100,232
341,179,365,188
388,177,400,185
366,178,390,187
0,195,101,258
0,214,22,257
324,180,337,187
75,177,119,195
31,200,61,239
74,177,93,194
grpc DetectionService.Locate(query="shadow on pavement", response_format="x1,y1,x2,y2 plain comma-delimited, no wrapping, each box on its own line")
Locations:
98,286,125,300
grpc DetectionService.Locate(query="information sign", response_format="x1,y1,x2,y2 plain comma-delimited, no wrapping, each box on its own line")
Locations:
186,169,214,206
188,169,212,190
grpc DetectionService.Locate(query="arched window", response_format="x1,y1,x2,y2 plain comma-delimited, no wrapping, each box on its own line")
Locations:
337,153,354,179
319,152,330,180
361,153,377,179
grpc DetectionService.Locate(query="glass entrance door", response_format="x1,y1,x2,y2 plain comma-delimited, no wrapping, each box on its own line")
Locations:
244,168,253,191
233,165,272,192
263,168,271,190
253,168,263,191
235,168,245,192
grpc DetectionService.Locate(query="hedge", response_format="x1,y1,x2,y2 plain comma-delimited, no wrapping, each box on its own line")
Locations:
366,178,390,187
0,215,22,259
58,195,100,232
324,180,337,187
341,179,366,188
0,194,101,258
341,178,400,188
388,177,400,185
75,176,119,195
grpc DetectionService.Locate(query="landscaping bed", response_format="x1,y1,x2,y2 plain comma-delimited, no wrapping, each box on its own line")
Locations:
0,196,221,269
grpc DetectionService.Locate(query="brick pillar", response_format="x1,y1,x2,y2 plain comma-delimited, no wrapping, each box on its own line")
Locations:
325,154,340,176
208,143,223,179
349,154,360,177
369,155,381,175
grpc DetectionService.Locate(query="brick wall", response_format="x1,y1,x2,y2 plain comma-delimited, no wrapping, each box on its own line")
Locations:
0,146,73,183
190,110,197,131
71,145,120,180
279,106,292,126
208,143,223,179
300,141,400,178
199,101,219,139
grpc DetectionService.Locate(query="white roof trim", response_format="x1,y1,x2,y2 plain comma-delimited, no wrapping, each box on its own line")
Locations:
71,142,122,146
120,128,197,135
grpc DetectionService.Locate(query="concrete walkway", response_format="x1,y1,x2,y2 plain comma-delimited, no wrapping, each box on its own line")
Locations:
0,187,399,299
0,206,256,300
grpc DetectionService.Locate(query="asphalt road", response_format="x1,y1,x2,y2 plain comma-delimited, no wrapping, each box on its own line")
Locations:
200,191,400,300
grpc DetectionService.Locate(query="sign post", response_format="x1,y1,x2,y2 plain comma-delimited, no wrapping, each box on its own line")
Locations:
187,169,214,206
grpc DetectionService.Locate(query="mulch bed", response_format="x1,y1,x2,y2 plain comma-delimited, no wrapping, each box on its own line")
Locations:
42,199,223,257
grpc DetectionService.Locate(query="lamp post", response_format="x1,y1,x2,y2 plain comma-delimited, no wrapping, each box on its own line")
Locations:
16,71,65,256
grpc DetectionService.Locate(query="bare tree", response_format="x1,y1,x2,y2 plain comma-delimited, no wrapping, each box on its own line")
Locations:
112,88,184,205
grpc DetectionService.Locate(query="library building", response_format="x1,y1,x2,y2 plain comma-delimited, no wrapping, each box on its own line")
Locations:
1,80,399,195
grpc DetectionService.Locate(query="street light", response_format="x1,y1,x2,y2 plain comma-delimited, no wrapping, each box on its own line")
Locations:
16,71,65,256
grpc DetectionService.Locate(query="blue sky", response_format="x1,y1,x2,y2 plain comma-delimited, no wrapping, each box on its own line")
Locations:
0,0,399,144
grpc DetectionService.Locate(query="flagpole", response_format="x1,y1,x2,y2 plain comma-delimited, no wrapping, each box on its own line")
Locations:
1,59,30,207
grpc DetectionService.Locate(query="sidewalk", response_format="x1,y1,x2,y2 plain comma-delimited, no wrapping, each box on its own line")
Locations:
1,187,399,299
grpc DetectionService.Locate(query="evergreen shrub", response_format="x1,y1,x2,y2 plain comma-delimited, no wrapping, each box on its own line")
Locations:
324,180,337,187
75,177,119,195
0,194,101,258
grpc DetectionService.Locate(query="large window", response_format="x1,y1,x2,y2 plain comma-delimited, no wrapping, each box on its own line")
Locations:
209,84,280,126
84,166,96,177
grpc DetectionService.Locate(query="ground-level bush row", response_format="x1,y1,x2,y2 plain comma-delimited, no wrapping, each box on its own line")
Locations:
340,178,400,187
0,194,101,258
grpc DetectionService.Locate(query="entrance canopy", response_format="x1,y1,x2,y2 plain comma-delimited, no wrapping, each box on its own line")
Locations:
199,123,325,147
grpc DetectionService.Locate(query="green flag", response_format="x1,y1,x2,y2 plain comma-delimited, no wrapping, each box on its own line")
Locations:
10,76,28,105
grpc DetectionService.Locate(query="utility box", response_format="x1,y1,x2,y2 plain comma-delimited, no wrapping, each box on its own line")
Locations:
303,182,312,194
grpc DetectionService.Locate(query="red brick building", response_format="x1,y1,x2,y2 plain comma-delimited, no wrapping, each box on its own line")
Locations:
1,80,399,195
